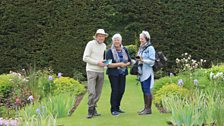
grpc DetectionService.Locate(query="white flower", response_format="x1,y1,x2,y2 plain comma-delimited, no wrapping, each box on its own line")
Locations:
185,64,190,68
216,72,223,77
17,73,21,77
27,95,34,101
176,58,180,63
170,73,174,77
23,78,29,82
185,53,188,56
210,72,214,80
188,56,191,60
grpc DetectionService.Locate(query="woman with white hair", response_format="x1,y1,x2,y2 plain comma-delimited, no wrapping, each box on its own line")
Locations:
136,31,155,115
106,33,132,116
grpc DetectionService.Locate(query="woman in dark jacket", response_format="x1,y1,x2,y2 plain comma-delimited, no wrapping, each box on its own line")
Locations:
106,33,132,116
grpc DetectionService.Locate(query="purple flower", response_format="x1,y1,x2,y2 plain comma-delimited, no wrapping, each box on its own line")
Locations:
36,108,40,114
10,120,17,126
58,72,62,78
194,79,199,86
4,120,9,126
27,95,34,102
48,75,53,81
0,118,3,125
178,79,184,87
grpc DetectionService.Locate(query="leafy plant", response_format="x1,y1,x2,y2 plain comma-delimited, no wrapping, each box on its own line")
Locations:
19,93,75,119
125,44,137,59
154,83,190,109
53,77,86,96
163,90,224,126
175,53,206,74
19,113,57,126
153,75,179,92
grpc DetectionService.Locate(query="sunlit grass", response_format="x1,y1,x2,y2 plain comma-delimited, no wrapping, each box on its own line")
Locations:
57,73,171,126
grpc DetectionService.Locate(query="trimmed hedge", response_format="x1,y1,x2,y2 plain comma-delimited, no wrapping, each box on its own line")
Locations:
0,0,223,76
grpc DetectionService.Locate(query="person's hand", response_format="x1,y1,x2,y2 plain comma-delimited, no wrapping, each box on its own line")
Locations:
136,56,143,62
120,62,127,68
97,61,105,67
125,62,131,66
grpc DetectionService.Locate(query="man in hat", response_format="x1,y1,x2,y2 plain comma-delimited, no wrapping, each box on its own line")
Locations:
83,29,108,118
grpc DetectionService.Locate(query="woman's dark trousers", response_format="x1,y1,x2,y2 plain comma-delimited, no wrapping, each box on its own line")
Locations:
109,74,126,112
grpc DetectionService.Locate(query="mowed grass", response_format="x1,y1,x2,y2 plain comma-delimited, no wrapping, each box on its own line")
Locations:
57,74,171,126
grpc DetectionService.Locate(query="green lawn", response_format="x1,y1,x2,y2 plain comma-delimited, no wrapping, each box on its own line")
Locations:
58,74,171,126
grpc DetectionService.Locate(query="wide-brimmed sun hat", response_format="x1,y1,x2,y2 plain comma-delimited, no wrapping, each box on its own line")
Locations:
94,29,108,37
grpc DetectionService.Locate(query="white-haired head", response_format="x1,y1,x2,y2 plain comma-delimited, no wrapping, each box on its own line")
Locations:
112,33,122,42
140,31,150,41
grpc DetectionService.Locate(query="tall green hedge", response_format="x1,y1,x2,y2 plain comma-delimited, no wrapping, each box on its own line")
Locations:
0,0,223,76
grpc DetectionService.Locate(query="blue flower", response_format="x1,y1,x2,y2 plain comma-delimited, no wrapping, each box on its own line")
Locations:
178,79,184,87
48,75,53,81
194,79,199,86
36,108,40,114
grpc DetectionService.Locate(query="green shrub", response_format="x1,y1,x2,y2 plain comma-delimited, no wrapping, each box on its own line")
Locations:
0,74,14,117
154,83,190,107
205,65,224,90
53,77,86,95
0,74,13,97
153,75,180,93
154,68,212,93
73,70,86,82
207,64,224,74
125,44,137,59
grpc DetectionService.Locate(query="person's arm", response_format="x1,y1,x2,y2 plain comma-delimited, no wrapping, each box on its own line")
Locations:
142,47,155,65
124,47,132,66
106,49,126,68
83,42,101,65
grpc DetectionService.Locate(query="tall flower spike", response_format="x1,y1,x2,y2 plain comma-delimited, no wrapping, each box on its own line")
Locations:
194,79,199,86
36,108,40,114
178,79,184,87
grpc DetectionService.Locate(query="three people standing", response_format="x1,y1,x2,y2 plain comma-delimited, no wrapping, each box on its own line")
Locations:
83,29,154,118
